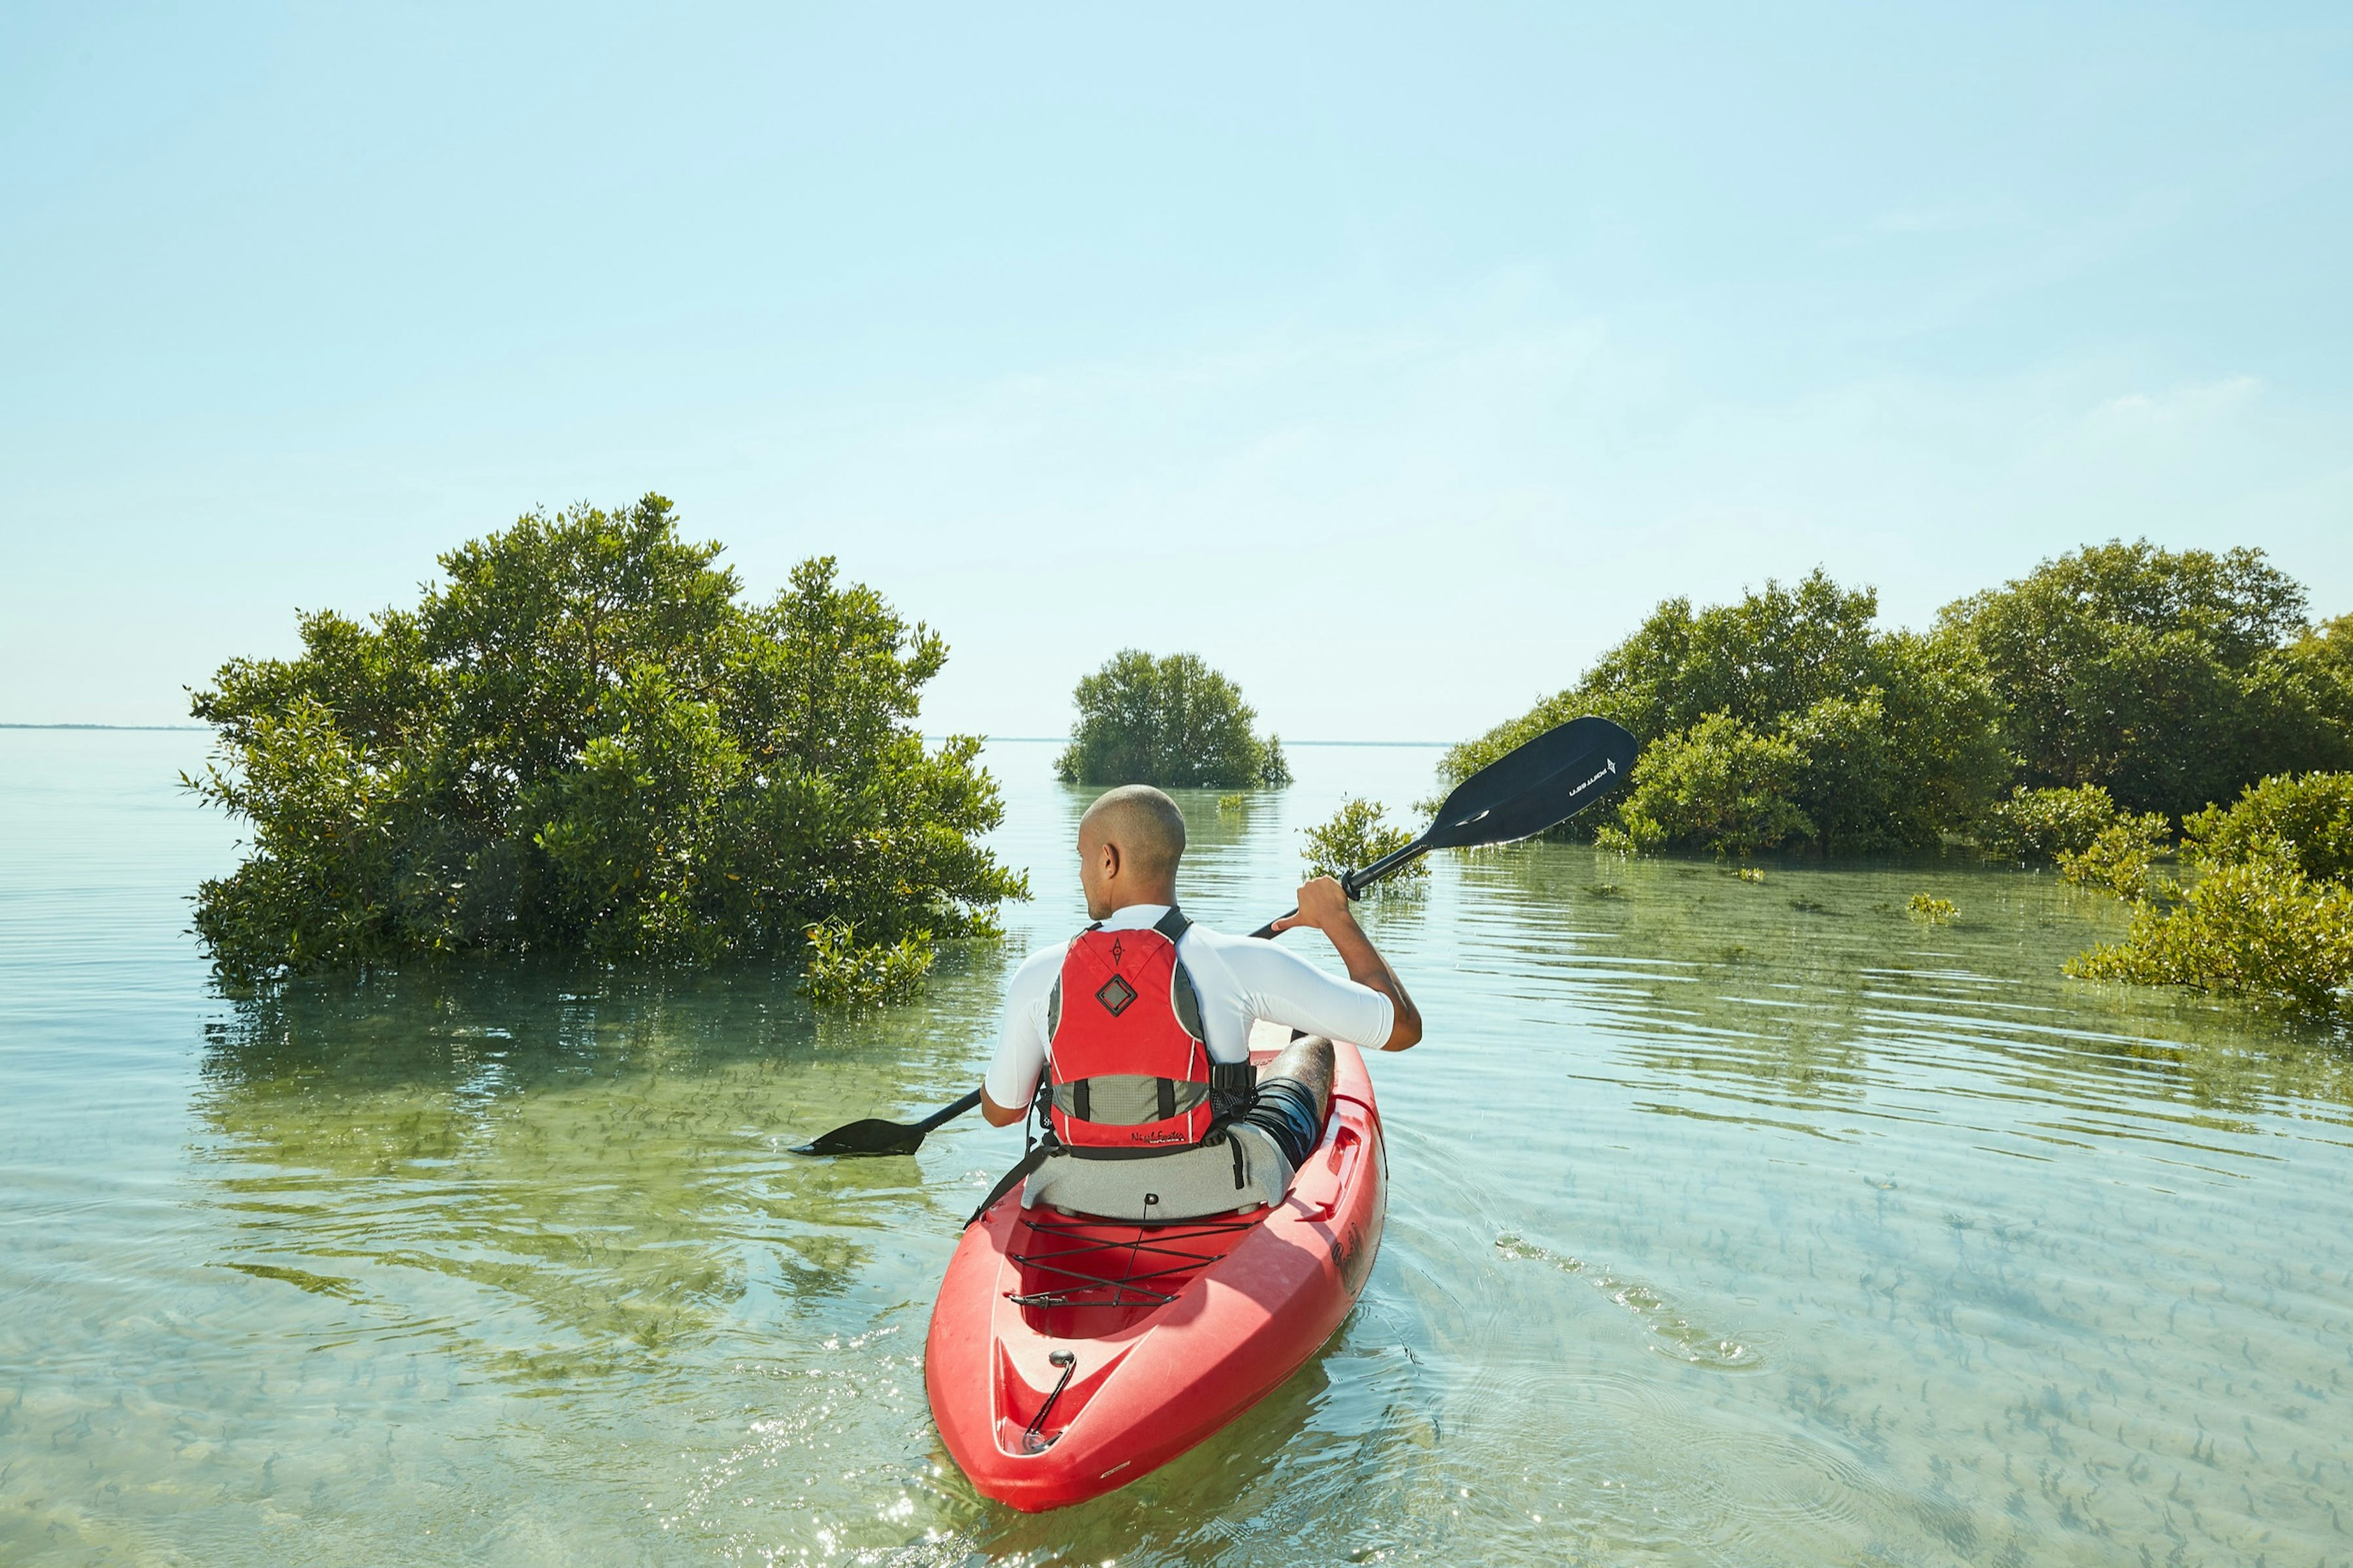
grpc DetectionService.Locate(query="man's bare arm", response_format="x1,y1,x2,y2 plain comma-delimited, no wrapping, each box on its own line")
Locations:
1268,877,1423,1050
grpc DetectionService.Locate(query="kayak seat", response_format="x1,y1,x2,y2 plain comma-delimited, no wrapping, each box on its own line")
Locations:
1018,1122,1295,1222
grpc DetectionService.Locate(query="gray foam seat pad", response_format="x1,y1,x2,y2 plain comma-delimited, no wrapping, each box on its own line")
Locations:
1021,1125,1295,1222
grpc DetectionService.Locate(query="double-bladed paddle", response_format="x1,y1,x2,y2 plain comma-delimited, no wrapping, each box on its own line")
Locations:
789,714,1639,1157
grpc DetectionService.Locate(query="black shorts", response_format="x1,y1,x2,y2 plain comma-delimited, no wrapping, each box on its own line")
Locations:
1238,1075,1323,1170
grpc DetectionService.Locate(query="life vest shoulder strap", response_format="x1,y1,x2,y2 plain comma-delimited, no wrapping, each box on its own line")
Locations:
1044,918,1104,1040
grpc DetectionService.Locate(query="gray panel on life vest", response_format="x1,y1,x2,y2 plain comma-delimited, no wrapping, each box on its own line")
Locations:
1170,961,1203,1042
1051,1074,1208,1126
1023,1126,1295,1221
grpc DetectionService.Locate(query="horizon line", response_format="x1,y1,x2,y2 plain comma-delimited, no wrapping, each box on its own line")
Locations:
1,722,209,732
2,722,1451,748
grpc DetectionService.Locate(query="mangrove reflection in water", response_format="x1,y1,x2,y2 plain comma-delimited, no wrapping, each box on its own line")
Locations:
4,730,2352,1566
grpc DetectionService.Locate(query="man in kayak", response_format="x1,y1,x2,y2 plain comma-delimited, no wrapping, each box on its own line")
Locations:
977,784,1421,1220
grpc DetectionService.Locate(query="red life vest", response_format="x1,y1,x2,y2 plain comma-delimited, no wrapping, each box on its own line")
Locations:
1045,907,1219,1149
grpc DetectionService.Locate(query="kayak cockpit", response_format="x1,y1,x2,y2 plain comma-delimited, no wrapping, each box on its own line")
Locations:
1007,1208,1265,1336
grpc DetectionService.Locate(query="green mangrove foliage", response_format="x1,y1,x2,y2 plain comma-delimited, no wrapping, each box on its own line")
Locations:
186,495,1026,999
2181,769,2353,885
1301,799,1425,888
799,918,936,1009
1448,570,2009,857
1941,542,2352,819
2056,814,2172,900
1980,784,2131,863
1980,782,2174,895
1056,650,1291,789
2297,615,2353,733
1906,893,1956,924
2067,772,2353,1020
1451,544,2353,865
1602,711,1812,858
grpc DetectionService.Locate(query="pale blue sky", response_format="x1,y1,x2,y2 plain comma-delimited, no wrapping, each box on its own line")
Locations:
4,4,2347,741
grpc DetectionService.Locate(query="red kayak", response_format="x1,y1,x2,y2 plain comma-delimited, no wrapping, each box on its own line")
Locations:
925,1034,1387,1512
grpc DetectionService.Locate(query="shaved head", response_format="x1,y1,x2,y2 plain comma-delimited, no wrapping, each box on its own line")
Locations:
1079,786,1187,883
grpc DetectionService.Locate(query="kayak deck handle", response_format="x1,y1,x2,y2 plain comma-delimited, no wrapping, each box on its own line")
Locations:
1021,1351,1078,1454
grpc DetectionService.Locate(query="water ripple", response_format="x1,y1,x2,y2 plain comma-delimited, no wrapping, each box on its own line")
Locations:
8,735,2353,1564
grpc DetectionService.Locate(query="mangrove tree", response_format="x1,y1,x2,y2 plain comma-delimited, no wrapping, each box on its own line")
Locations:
1939,540,2352,819
187,495,1026,996
1441,570,2009,857
1056,650,1291,789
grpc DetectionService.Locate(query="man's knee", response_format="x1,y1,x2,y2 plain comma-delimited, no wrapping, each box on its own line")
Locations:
1262,1034,1335,1119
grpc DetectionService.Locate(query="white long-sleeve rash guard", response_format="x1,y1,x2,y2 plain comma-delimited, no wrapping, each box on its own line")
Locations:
982,902,1395,1112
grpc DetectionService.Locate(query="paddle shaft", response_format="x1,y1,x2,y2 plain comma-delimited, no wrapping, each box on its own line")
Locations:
923,1088,984,1131
1244,834,1431,939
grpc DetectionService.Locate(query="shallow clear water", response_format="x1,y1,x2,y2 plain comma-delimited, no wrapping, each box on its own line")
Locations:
5,729,2351,1566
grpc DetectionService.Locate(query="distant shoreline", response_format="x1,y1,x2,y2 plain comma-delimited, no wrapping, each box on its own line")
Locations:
2,724,1447,746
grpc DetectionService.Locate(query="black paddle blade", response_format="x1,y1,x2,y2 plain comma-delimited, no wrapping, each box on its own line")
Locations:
790,1118,927,1157
792,1088,984,1157
1422,714,1639,851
